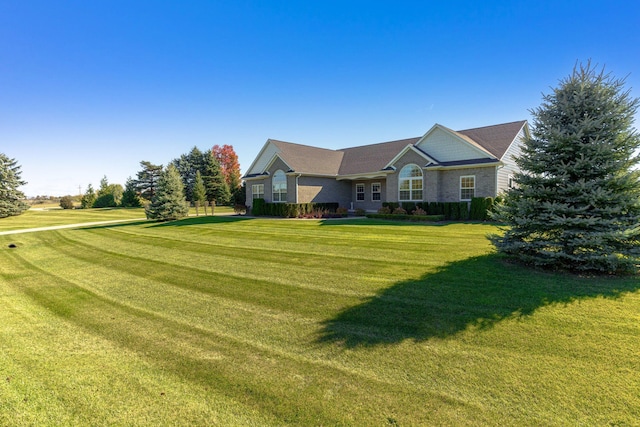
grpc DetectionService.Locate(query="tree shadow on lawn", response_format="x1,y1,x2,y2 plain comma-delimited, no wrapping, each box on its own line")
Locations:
317,254,640,347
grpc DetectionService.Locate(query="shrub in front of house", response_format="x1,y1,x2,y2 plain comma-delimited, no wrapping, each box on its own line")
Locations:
382,202,400,211
469,197,494,221
392,207,407,215
412,207,427,216
251,201,341,218
366,213,444,222
336,207,348,217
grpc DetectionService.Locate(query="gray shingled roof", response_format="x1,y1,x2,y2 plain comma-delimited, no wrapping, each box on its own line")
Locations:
261,121,525,176
269,140,344,175
337,137,421,175
456,120,527,159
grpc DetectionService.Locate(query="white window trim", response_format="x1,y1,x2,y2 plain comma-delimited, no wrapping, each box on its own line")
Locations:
272,170,287,203
398,164,423,201
356,183,365,202
460,175,475,201
251,184,264,199
371,182,381,201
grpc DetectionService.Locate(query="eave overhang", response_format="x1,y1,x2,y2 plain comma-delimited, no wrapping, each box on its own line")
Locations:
424,158,502,170
242,172,270,181
336,169,396,181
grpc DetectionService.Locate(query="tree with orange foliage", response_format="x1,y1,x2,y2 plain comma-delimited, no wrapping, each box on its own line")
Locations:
212,144,242,200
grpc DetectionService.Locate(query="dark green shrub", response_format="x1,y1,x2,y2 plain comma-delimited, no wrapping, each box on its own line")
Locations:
469,197,494,220
93,194,117,208
459,202,470,220
401,202,416,213
252,198,266,216
365,213,444,222
382,202,399,211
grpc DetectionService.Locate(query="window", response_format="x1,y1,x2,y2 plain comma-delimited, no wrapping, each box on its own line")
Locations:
460,176,475,200
356,183,365,201
272,170,287,202
508,175,515,189
251,184,264,199
398,164,423,201
371,182,381,201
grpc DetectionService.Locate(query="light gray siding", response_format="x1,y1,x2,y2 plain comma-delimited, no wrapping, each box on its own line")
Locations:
497,127,525,194
416,127,488,162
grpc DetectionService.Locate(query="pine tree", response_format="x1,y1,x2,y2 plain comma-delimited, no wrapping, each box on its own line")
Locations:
145,164,189,221
120,177,142,208
80,184,96,209
171,147,206,203
0,153,29,218
93,176,122,208
135,161,163,201
491,62,640,274
193,170,207,215
203,151,230,206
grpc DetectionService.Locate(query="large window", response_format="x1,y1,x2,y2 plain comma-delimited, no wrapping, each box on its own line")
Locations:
251,184,264,199
398,164,423,201
272,170,287,202
356,183,365,201
460,175,475,201
371,182,381,201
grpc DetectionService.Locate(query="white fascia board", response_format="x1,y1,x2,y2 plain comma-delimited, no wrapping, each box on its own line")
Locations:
383,144,437,170
426,160,504,171
243,174,269,181
289,172,337,178
336,170,395,181
499,121,529,161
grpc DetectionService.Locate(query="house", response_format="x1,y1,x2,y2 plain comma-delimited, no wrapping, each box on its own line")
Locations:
243,120,529,211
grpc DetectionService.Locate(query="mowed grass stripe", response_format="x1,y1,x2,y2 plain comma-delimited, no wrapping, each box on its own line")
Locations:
87,226,408,287
2,243,471,425
146,217,490,256
37,231,357,320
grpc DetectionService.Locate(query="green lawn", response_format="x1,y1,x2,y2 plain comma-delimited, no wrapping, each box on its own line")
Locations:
0,206,234,232
0,215,638,425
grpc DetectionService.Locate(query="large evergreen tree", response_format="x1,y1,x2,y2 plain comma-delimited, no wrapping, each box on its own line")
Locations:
0,153,29,218
135,161,163,201
171,147,206,203
203,150,230,206
145,164,189,221
491,63,640,274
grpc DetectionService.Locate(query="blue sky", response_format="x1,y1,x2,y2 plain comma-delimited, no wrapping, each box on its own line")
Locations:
2,0,639,197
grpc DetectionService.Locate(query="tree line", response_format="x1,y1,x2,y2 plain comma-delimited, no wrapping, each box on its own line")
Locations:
72,144,243,216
